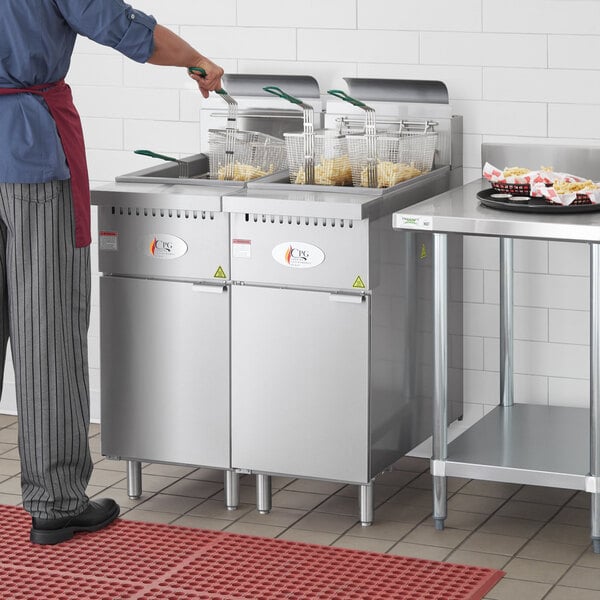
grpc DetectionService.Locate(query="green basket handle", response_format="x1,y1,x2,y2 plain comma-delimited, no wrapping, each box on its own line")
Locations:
134,149,179,163
188,66,228,95
327,89,367,108
188,66,206,77
262,85,304,106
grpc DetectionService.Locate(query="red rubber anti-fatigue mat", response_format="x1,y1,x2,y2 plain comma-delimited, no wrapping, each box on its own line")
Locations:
0,505,504,599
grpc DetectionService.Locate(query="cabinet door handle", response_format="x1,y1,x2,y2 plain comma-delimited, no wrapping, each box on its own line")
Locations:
192,284,227,294
328,293,364,304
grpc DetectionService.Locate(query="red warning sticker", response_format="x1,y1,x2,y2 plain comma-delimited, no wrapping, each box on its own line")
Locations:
99,231,118,251
233,238,251,258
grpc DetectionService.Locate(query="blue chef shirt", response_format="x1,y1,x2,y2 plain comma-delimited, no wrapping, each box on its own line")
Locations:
0,0,157,183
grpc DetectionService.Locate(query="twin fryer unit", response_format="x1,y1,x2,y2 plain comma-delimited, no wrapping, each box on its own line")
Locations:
91,75,464,524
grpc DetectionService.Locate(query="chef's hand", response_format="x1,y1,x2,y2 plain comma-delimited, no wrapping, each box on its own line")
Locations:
189,58,224,98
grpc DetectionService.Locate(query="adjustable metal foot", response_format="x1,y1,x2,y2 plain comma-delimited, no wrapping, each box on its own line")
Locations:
359,482,373,526
256,473,272,515
593,538,600,554
432,474,447,532
225,470,239,511
127,460,142,500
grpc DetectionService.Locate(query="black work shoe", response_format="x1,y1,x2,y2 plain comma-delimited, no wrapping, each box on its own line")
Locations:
30,498,120,545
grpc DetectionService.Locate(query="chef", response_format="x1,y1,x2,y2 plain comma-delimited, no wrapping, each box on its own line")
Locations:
0,0,223,545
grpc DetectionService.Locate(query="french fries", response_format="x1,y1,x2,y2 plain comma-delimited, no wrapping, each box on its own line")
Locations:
217,162,273,181
502,166,530,178
360,161,422,188
294,156,353,186
553,179,598,194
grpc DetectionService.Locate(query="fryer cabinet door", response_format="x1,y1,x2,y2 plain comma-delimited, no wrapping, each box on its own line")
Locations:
231,284,370,484
100,276,230,468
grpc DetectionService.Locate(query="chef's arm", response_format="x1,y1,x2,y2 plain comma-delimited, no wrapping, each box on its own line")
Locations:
147,24,223,98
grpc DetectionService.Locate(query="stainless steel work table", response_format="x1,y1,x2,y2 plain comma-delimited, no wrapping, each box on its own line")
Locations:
393,177,600,552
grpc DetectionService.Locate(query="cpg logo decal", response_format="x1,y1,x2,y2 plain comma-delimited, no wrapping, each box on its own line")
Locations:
148,234,188,259
272,242,325,268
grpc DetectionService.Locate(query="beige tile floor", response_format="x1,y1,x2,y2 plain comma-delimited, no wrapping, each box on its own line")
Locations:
1,414,600,599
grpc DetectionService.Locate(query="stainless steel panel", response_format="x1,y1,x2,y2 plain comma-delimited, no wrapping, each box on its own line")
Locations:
211,74,325,137
370,222,463,477
100,276,230,468
229,212,370,290
226,186,380,221
344,78,449,105
482,143,600,181
92,181,227,211
393,178,600,242
111,153,286,187
450,116,464,173
97,206,229,281
114,154,247,187
235,167,451,221
222,74,321,99
231,284,370,483
447,405,589,478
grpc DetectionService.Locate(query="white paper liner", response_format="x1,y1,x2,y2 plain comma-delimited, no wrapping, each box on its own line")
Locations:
530,182,600,206
483,162,597,206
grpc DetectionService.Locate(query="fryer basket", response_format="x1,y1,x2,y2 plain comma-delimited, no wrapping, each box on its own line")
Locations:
207,129,287,181
346,132,438,188
283,130,352,186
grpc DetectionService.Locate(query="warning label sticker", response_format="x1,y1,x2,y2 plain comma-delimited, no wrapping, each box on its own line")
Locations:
99,231,118,251
214,266,227,279
353,275,366,289
232,238,251,259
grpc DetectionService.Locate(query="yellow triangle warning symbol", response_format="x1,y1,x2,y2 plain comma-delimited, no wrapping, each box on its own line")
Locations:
420,242,427,259
214,266,227,279
353,275,366,289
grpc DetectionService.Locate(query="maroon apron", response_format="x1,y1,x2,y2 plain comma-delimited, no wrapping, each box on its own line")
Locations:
0,80,91,247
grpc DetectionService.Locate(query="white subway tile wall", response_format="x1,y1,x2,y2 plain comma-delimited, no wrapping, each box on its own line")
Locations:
2,0,592,421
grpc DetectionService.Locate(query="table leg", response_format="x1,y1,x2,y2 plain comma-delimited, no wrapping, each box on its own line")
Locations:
500,238,514,408
590,243,600,552
432,232,448,530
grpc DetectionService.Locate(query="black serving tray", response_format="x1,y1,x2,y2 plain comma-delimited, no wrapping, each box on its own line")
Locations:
477,187,600,214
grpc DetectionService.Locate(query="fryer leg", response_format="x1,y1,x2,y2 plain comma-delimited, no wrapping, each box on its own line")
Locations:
225,470,239,511
256,474,272,514
359,482,373,526
127,460,142,499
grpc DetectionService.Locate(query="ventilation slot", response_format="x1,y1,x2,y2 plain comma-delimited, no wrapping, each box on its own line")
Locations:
246,214,353,228
110,207,206,219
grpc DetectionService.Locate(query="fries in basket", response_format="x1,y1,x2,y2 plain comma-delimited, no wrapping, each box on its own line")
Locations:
502,167,530,178
552,180,598,194
294,156,353,186
360,161,422,188
484,161,600,205
217,162,273,182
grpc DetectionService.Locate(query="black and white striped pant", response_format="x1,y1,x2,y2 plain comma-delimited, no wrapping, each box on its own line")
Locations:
0,180,92,519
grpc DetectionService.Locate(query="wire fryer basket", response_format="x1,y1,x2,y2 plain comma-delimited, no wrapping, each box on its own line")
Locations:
346,132,438,188
207,129,287,181
284,130,352,186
